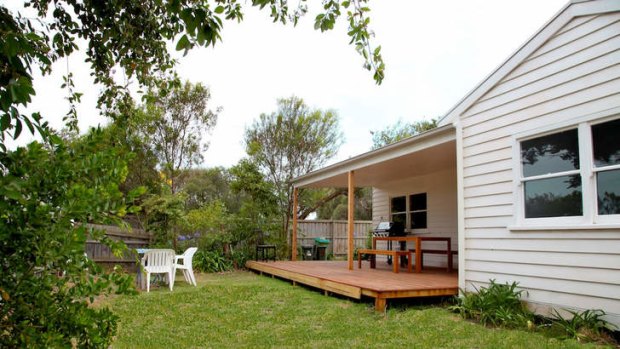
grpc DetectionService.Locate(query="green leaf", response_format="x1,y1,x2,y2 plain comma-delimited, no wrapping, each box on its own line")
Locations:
214,6,225,14
176,35,191,51
13,119,22,139
1,114,10,131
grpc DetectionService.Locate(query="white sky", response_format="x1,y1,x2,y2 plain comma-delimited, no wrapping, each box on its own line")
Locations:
8,0,568,168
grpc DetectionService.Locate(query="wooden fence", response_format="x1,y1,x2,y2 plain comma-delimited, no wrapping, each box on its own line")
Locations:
85,224,152,268
296,220,373,256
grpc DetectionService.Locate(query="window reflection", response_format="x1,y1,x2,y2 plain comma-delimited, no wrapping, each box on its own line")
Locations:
410,193,427,211
597,169,620,215
521,129,579,177
391,196,406,213
592,118,620,167
524,175,582,218
392,213,406,226
410,212,427,229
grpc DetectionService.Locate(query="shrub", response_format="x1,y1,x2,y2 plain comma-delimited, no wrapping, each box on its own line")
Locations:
229,247,253,269
551,309,618,342
0,134,138,347
451,280,534,328
193,250,233,273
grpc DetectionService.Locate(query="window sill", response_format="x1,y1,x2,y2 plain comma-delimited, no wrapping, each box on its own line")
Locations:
508,224,620,232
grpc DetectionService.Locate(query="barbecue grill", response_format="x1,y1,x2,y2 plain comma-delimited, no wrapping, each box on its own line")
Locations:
373,221,406,265
372,221,405,237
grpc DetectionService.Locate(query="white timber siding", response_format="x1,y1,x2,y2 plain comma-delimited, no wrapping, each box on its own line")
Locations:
372,168,458,268
460,12,620,325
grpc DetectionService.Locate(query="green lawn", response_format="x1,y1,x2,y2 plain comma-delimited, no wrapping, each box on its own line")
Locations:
101,271,610,348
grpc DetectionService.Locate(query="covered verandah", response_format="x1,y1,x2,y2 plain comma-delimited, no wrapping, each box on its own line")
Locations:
247,125,459,310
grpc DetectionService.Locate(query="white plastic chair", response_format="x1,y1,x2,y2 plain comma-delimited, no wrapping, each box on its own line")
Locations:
174,247,198,286
141,249,175,292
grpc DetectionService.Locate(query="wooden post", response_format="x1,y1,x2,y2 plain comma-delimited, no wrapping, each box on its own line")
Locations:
347,171,355,270
292,187,298,261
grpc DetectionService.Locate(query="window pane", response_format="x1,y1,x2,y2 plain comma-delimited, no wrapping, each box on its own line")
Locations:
521,129,579,177
410,212,427,229
410,193,427,211
391,196,406,213
592,118,620,167
391,213,406,226
597,169,620,215
524,175,582,218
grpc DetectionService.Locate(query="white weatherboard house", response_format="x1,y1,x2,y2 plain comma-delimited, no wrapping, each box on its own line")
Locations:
292,0,620,326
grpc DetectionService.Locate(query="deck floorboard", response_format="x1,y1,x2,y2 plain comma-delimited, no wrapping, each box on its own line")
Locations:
246,260,458,310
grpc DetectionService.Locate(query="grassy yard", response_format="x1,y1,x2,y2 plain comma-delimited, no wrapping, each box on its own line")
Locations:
100,271,611,348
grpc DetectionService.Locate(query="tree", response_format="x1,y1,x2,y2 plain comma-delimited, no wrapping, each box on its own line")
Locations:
370,118,438,149
176,167,237,211
91,117,161,196
138,81,219,193
229,159,280,253
142,191,188,249
245,96,343,247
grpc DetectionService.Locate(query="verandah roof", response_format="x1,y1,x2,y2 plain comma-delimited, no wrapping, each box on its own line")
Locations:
292,124,456,189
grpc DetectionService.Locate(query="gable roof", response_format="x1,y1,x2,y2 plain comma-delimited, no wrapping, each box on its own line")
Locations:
438,0,620,126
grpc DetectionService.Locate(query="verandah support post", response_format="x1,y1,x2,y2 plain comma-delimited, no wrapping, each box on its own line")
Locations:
347,170,355,270
292,187,298,261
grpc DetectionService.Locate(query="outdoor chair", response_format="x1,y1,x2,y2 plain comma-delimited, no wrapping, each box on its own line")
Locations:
255,230,276,262
174,247,198,286
141,249,176,292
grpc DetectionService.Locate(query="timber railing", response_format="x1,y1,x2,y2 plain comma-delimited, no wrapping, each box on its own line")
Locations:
296,220,373,256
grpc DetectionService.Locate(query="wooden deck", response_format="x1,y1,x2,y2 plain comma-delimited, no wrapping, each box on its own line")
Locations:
246,260,458,311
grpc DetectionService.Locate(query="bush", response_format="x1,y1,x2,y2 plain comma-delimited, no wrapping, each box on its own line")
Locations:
229,247,253,269
193,250,233,273
551,309,618,342
451,280,534,327
0,135,137,348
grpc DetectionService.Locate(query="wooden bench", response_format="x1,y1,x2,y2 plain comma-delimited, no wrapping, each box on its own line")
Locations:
357,249,412,273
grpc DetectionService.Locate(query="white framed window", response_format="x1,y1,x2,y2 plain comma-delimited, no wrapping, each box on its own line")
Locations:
390,196,407,228
515,116,620,227
389,193,428,230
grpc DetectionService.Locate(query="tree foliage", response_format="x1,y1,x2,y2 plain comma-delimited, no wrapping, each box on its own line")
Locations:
137,80,219,193
1,1,384,344
176,167,237,211
229,159,280,231
245,96,343,245
0,131,139,348
371,118,438,149
315,187,372,220
1,0,383,148
89,117,161,196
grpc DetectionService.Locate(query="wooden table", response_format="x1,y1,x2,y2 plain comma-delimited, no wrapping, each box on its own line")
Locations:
372,236,422,273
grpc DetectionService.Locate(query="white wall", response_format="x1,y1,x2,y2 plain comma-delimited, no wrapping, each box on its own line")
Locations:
372,167,458,268
460,12,620,325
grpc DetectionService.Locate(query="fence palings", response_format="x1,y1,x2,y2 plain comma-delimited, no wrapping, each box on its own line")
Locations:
84,224,152,264
296,220,372,256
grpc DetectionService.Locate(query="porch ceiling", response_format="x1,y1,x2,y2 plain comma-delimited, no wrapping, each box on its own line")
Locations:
293,125,456,188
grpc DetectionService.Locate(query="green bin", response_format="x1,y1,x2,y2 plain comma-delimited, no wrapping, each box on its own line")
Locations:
314,237,330,246
313,237,330,260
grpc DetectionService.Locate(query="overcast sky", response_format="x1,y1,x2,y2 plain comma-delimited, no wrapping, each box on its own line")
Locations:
9,0,568,168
